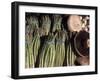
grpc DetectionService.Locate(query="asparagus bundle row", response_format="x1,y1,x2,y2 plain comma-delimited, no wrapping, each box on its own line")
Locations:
39,33,56,67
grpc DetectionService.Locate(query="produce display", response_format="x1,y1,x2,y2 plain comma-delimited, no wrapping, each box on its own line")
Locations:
25,13,90,68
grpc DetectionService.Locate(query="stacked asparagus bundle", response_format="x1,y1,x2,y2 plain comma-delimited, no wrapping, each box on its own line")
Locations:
39,33,56,67
65,32,77,66
55,30,66,66
25,16,40,68
25,25,34,68
32,28,40,66
51,15,66,67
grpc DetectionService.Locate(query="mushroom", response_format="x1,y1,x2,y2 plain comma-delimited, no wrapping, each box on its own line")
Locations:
67,15,82,32
74,30,89,57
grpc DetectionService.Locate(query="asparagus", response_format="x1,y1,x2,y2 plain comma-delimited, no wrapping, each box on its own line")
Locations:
25,16,40,68
32,29,40,65
25,25,34,68
41,15,51,35
65,32,76,66
52,15,62,32
27,16,39,30
39,33,56,67
54,30,66,66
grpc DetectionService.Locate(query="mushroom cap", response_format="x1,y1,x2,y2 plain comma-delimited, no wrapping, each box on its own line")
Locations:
74,31,89,57
67,15,82,32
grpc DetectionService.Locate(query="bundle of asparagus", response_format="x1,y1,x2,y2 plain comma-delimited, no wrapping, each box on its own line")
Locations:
41,15,51,35
25,16,40,68
25,25,34,68
54,30,66,66
32,28,40,66
65,32,77,66
39,33,56,67
52,15,62,32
